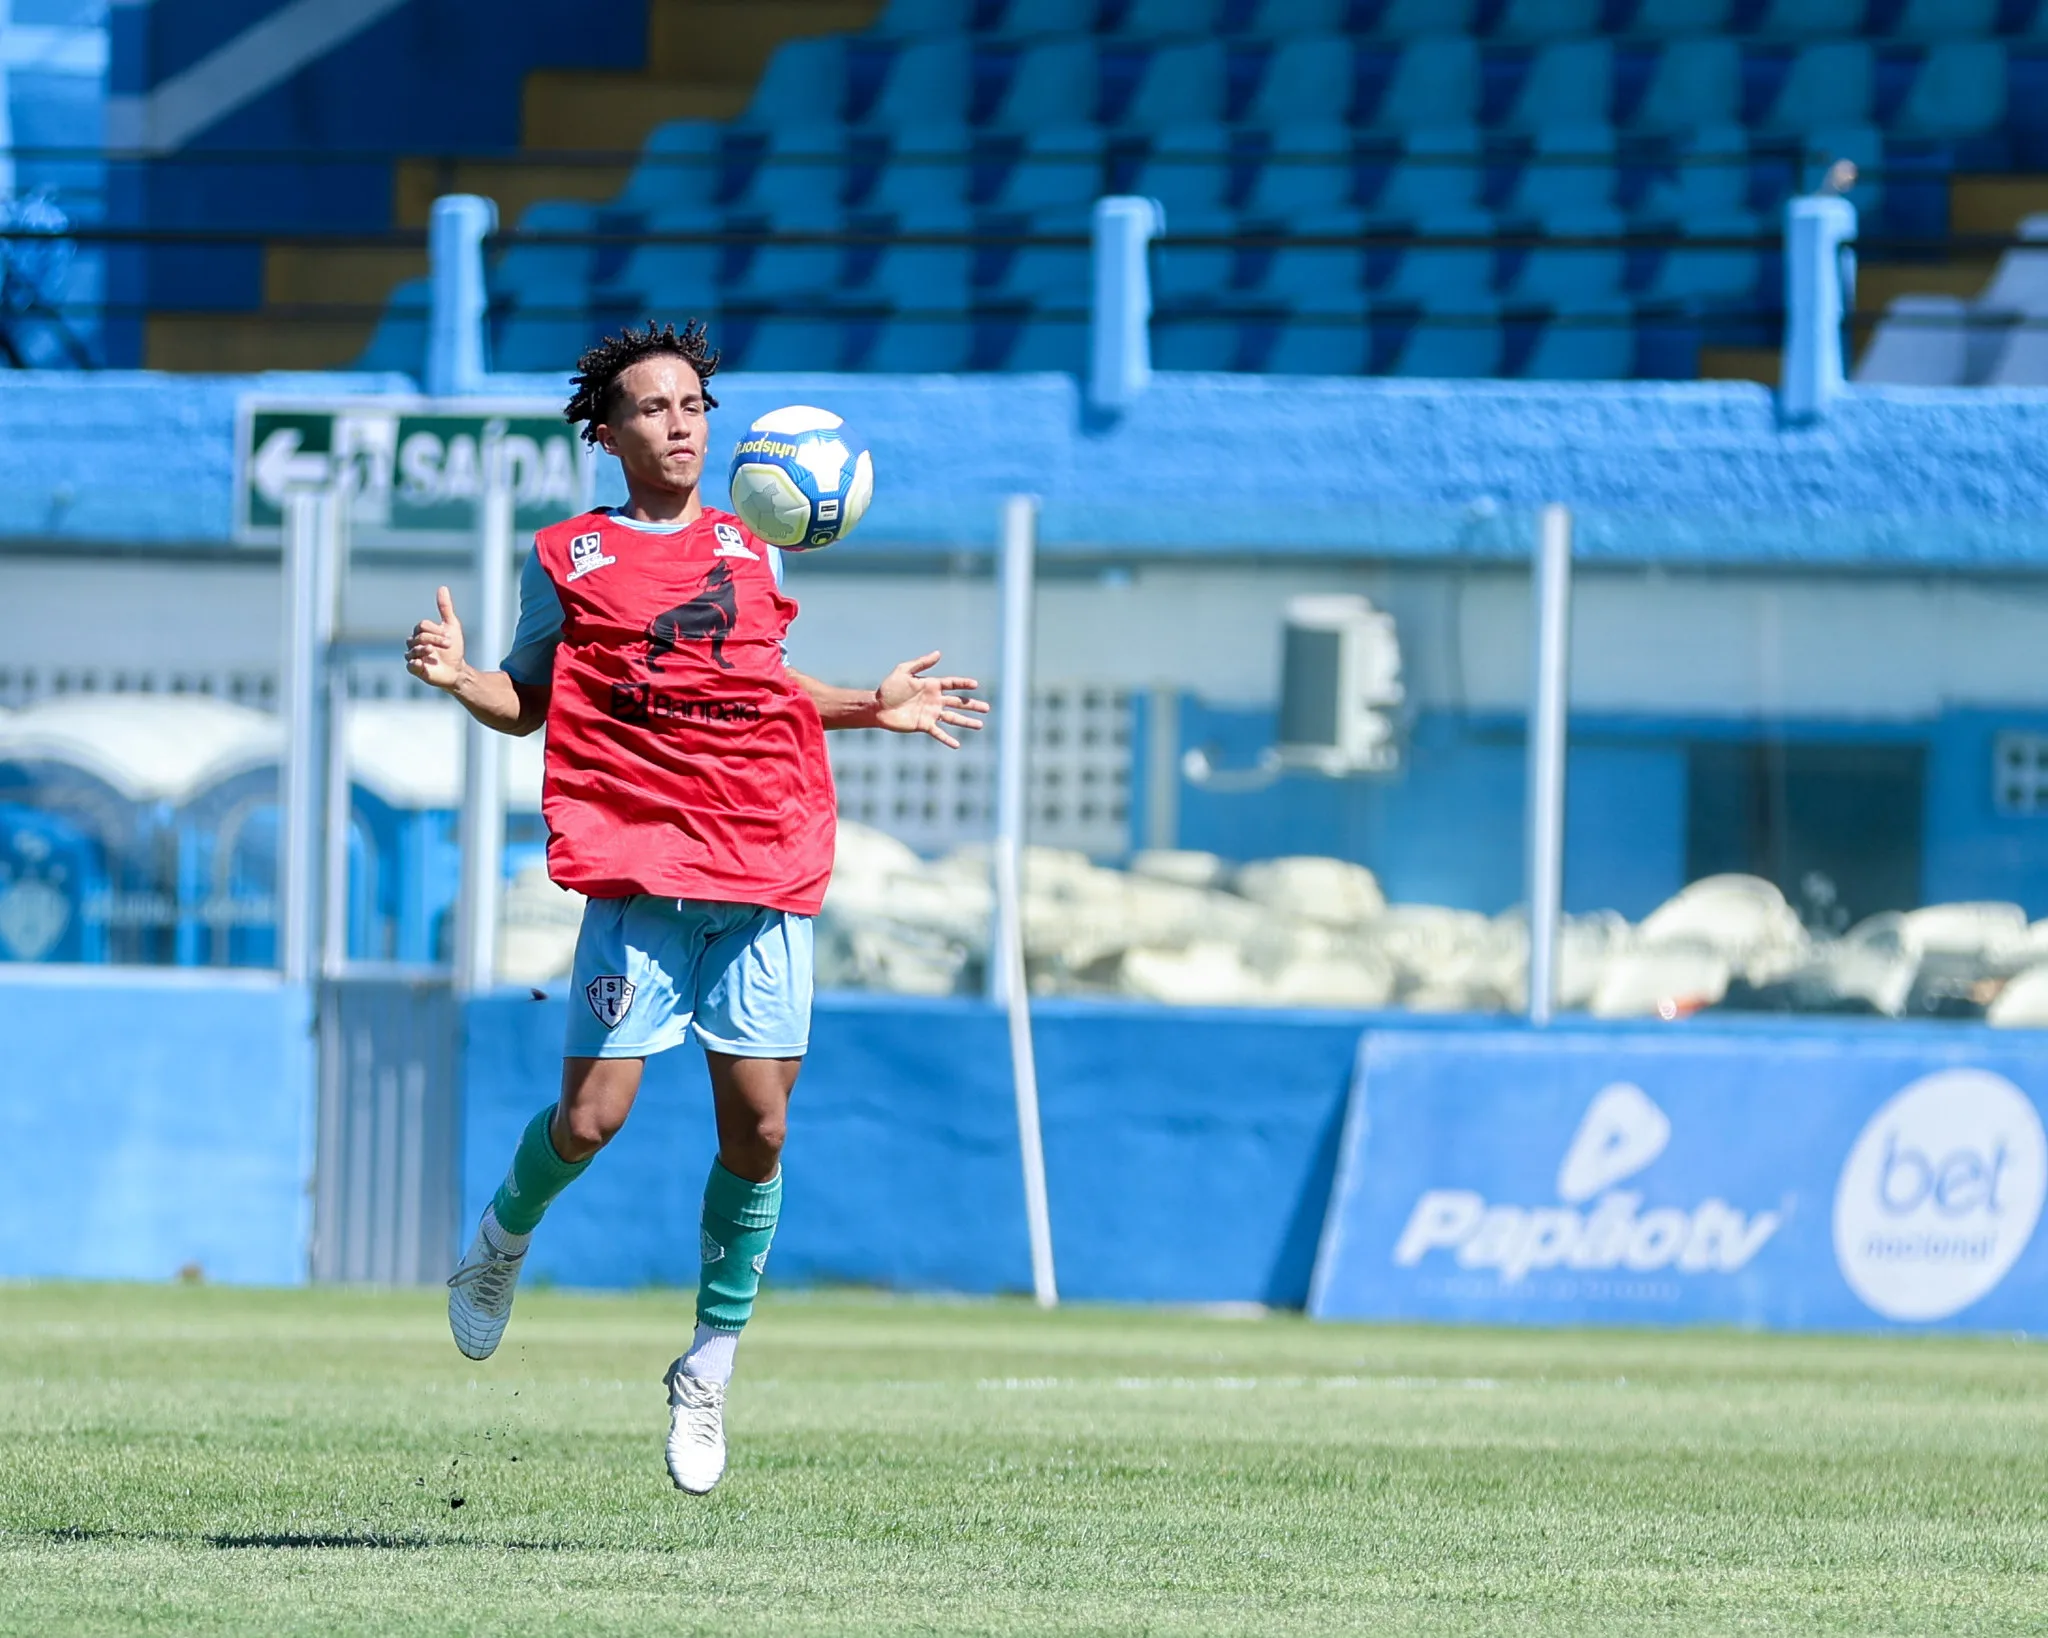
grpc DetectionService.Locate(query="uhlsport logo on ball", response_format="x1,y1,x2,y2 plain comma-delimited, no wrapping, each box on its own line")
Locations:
727,405,874,550
1833,1069,2048,1322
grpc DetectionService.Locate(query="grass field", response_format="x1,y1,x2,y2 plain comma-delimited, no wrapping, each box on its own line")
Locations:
3,1286,2047,1636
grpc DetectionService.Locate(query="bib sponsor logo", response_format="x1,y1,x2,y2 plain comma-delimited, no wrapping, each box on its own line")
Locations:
584,973,635,1030
1833,1069,2047,1322
565,530,615,582
608,684,762,726
1391,1082,1782,1285
713,522,757,559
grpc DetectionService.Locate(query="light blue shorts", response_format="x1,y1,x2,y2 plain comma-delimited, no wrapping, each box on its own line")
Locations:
565,896,814,1061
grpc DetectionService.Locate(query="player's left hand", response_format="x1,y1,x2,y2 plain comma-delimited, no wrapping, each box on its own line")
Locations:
875,652,989,749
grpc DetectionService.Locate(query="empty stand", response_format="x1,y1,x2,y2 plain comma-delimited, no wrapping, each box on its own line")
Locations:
126,0,2048,382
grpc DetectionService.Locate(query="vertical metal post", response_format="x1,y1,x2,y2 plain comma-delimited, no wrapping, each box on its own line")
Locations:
320,505,353,976
1525,504,1573,1027
281,487,340,984
991,494,1057,1308
455,466,514,992
426,194,496,397
1088,196,1165,415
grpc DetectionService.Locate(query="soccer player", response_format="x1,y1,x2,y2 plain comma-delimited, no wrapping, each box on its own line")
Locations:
404,322,986,1494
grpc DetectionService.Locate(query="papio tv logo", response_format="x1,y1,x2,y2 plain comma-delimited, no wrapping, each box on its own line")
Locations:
1392,1082,1782,1285
1833,1069,2047,1322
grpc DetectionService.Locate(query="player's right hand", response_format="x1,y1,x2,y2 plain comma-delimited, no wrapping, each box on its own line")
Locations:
406,586,467,690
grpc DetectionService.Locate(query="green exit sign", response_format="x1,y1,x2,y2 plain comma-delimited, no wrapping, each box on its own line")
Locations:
235,398,592,547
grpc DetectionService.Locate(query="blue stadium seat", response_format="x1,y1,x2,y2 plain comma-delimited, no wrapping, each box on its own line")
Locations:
724,313,849,371
738,38,850,127
1515,303,1637,379
1633,0,1734,33
1234,0,1351,33
854,317,973,371
733,124,854,215
980,231,1091,304
1368,127,1485,221
988,39,1100,128
1489,0,1605,38
1500,211,1628,306
616,123,726,213
1245,35,1353,126
1153,208,1239,303
1891,42,2006,136
1744,0,1864,36
864,38,976,128
1244,123,1357,218
1151,307,1252,372
1380,213,1497,304
1394,306,1504,377
606,209,723,316
1365,0,1479,36
1509,126,1619,223
991,0,1098,36
1627,40,1742,132
1641,215,1766,304
1120,0,1227,33
1633,123,1752,222
1505,42,1614,133
1366,39,1482,130
986,126,1105,218
856,222,976,314
1255,211,1369,307
1137,124,1235,216
727,208,843,303
495,200,595,307
1886,0,2000,36
1002,314,1090,372
357,278,429,374
872,0,977,33
1121,42,1230,127
866,128,975,216
1265,316,1369,374
1759,43,1874,133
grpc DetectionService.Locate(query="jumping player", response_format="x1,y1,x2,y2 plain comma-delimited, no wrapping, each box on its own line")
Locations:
404,322,986,1494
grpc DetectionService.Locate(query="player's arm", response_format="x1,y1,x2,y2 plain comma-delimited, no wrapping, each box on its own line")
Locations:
406,585,551,737
790,652,989,750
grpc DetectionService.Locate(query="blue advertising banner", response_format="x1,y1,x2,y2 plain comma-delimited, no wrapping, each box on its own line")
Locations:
1310,1027,2048,1332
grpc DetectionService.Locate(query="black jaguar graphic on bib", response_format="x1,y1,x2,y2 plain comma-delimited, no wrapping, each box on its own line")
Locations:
646,560,739,672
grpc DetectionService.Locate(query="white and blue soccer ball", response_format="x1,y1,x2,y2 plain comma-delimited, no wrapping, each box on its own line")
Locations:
726,406,874,551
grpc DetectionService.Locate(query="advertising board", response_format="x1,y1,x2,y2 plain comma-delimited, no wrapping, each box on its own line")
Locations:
1311,1028,2048,1332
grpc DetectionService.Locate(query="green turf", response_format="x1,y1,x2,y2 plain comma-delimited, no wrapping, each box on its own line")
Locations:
3,1285,2046,1636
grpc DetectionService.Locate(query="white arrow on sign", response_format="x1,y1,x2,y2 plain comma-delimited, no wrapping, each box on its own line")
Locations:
252,427,331,507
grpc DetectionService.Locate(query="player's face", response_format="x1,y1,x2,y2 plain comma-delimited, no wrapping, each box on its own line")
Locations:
596,358,710,494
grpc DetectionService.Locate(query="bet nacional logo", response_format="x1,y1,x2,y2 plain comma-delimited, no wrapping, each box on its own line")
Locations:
1833,1069,2048,1322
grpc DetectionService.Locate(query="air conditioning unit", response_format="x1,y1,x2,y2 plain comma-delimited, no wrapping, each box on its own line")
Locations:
1276,595,1404,776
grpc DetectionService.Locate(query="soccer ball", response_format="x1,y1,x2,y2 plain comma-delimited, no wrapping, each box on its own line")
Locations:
726,406,874,551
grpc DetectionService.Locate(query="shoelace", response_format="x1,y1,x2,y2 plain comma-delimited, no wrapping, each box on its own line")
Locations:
448,1247,520,1305
671,1376,724,1447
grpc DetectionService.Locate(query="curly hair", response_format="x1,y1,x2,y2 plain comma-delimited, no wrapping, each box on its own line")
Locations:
562,320,720,444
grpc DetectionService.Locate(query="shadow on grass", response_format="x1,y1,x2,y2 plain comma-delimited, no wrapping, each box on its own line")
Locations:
42,1526,578,1553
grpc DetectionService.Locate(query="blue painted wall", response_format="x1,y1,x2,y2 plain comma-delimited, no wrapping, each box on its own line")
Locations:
0,975,314,1283
463,992,1373,1306
8,370,2048,563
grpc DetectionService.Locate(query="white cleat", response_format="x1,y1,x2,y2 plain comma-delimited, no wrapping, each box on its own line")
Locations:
446,1217,527,1361
664,1361,728,1494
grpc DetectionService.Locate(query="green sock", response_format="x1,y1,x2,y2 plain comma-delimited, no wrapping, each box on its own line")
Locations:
488,1106,591,1237
697,1160,782,1332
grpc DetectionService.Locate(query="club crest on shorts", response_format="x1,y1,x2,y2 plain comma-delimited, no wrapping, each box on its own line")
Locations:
566,530,616,582
712,522,757,560
584,973,635,1029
